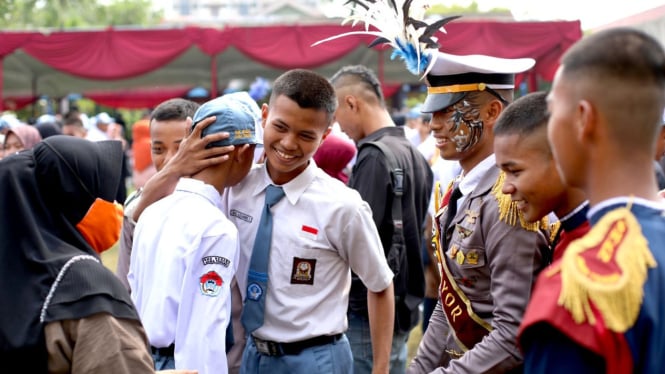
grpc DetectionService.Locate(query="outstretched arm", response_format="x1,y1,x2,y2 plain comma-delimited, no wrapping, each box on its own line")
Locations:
132,116,233,221
367,283,394,374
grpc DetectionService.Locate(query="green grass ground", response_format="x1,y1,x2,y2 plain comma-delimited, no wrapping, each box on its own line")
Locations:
101,243,119,273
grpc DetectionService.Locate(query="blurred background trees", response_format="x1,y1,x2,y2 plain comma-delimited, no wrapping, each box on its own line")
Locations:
0,0,162,29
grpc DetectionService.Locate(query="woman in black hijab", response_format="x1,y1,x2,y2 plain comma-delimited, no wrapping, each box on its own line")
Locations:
0,136,159,373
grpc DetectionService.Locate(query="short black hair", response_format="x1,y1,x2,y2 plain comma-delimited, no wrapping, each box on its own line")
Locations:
330,65,385,106
150,98,199,123
270,69,337,123
494,91,549,137
63,116,83,128
561,28,665,147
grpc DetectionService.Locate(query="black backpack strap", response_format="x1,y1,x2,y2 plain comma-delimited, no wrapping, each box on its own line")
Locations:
360,141,404,235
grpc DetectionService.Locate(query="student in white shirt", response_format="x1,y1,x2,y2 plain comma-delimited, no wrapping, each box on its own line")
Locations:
128,92,259,374
133,69,395,374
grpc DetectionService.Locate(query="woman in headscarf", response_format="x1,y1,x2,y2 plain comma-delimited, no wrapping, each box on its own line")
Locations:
1,124,42,158
0,136,193,373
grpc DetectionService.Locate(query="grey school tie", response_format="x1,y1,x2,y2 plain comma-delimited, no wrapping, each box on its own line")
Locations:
241,184,285,333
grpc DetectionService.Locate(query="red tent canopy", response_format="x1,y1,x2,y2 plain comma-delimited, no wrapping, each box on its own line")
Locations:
0,21,582,109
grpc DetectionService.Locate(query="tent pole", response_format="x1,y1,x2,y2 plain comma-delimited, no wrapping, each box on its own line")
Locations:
211,55,218,99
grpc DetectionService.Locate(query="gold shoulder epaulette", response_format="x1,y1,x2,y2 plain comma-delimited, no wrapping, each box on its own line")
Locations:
556,207,656,333
549,221,562,245
491,171,543,232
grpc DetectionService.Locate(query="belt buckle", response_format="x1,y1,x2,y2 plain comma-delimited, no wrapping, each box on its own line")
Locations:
254,337,281,356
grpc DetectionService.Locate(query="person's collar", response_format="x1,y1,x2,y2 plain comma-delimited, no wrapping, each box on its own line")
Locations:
458,154,495,196
252,161,318,205
588,196,665,223
559,201,589,232
175,177,222,208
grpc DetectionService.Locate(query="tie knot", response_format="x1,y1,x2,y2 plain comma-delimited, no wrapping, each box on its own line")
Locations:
265,185,285,207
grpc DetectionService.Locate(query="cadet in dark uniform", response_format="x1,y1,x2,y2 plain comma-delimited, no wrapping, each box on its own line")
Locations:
521,27,665,374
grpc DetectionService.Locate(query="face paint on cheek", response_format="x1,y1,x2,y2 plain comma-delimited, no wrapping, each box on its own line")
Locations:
448,101,484,152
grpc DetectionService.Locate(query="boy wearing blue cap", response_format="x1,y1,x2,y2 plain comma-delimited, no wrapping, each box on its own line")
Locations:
128,92,260,374
132,69,395,374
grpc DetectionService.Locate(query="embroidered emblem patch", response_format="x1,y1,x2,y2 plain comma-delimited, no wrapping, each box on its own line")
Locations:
456,224,473,239
466,250,479,265
202,256,231,267
464,209,480,224
300,225,319,240
230,209,253,223
450,244,459,259
247,283,263,301
291,257,316,285
456,250,465,265
199,271,223,297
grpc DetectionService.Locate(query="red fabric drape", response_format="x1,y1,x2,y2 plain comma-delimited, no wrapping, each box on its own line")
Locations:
84,86,192,109
439,21,582,82
0,32,33,57
3,95,38,111
382,83,402,100
0,32,34,111
0,22,582,82
23,28,193,80
187,27,233,56
0,22,582,109
229,25,374,69
0,22,581,82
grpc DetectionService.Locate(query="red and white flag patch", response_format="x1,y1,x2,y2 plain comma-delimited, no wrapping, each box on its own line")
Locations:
300,225,318,240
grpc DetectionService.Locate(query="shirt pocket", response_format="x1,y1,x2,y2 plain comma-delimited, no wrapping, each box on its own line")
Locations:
447,238,486,270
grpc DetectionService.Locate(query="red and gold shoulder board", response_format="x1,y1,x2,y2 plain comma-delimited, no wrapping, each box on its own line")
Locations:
552,207,657,332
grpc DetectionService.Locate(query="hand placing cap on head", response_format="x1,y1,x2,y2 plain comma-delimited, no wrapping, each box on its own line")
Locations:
422,52,535,113
193,91,262,148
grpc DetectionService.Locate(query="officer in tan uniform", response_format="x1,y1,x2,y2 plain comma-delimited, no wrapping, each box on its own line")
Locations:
407,53,552,373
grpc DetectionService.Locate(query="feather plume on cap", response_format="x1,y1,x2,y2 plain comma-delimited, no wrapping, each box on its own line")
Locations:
313,0,460,77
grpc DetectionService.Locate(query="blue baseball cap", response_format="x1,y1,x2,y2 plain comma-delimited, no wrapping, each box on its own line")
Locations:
193,91,262,147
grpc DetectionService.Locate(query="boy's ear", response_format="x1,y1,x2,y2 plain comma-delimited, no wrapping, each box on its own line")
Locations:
261,104,269,129
578,99,597,144
483,98,503,130
235,144,253,161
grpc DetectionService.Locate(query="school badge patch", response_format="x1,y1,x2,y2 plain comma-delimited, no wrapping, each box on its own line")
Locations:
291,257,316,285
247,283,263,301
199,271,223,297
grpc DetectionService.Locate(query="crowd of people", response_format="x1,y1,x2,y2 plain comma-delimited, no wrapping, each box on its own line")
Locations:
1,25,665,374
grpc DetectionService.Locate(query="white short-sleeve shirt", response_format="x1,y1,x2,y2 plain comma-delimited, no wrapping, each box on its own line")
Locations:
129,178,237,374
223,161,393,342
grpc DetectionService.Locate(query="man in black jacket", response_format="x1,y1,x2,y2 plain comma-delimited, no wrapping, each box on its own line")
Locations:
331,65,434,374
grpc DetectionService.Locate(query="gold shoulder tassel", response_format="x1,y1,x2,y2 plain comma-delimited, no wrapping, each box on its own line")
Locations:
491,171,544,231
556,207,657,332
